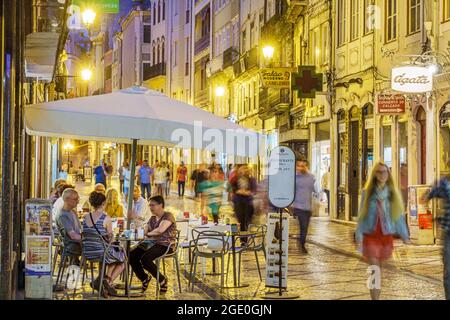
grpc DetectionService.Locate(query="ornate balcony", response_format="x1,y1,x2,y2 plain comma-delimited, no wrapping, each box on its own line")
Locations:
259,87,291,120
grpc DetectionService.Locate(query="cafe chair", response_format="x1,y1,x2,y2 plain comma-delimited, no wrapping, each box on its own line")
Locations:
154,230,182,299
75,229,129,299
188,230,230,291
237,224,268,284
55,229,82,289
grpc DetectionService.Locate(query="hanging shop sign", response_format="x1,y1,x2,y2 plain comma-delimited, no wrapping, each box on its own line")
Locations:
292,66,323,99
260,68,293,89
391,66,433,93
377,94,406,114
440,102,450,127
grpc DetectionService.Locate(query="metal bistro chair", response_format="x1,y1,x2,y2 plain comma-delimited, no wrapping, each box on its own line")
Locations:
235,224,268,285
188,229,230,291
154,230,182,299
55,228,82,289
74,229,129,299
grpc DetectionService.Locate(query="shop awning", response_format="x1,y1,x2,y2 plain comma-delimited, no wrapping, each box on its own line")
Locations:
25,32,60,81
24,86,264,157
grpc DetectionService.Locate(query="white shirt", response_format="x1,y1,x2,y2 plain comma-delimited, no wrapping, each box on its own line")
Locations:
155,167,168,184
123,168,131,188
123,196,151,228
52,197,64,224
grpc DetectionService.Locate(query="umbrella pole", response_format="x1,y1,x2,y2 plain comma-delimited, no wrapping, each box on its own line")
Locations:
126,139,138,231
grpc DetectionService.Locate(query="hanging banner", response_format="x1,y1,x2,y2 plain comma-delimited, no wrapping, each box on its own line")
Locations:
265,212,290,289
260,68,293,89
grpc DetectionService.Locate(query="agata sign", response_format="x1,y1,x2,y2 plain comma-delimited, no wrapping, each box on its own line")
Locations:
391,66,433,93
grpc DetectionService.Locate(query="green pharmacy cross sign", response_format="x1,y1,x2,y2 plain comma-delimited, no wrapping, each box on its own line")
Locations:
73,0,119,13
291,66,323,99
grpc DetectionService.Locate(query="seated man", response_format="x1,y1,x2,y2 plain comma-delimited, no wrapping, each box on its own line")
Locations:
56,188,82,256
125,185,151,228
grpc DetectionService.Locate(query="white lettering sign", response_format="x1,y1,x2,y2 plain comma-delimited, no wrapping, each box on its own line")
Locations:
268,147,296,209
391,66,433,93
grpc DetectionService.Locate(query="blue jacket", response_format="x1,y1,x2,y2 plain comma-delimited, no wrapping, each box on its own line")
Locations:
355,189,409,244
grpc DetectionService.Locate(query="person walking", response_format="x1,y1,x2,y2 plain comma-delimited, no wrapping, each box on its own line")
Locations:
321,168,330,214
118,162,127,194
230,164,256,235
355,161,410,300
425,175,450,300
94,160,107,188
177,162,188,198
138,160,153,200
122,162,131,197
154,162,168,197
293,159,317,254
199,166,225,224
164,162,172,198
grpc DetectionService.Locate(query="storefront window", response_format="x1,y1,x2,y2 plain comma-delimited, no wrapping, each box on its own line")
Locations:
382,122,392,169
362,104,374,186
398,121,408,208
312,122,331,211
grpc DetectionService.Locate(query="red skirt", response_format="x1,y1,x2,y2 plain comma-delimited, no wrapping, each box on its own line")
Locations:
362,219,393,261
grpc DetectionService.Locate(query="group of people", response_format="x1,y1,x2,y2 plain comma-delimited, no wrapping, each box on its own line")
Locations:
50,178,178,297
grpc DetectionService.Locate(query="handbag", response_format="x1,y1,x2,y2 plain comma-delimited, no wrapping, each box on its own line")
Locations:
137,239,157,251
90,213,125,262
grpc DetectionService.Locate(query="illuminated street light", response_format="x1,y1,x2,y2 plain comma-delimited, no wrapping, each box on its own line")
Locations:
215,86,226,97
63,143,74,172
262,45,275,60
428,64,438,74
82,9,96,26
81,68,92,81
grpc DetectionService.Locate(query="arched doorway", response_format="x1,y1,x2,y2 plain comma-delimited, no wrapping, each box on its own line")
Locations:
416,106,426,184
349,106,360,220
337,109,347,220
362,103,374,186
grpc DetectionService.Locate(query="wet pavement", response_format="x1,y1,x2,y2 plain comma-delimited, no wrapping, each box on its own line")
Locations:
54,177,446,300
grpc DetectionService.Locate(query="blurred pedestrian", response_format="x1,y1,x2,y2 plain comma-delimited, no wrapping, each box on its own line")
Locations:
199,167,224,224
230,164,256,236
122,163,131,197
426,175,450,300
177,162,188,198
190,164,208,199
293,159,316,254
154,162,168,197
49,179,67,204
321,168,330,214
94,160,107,188
118,162,127,194
355,161,410,300
164,162,172,198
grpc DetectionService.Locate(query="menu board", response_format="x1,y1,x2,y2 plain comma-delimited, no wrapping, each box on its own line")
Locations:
408,186,434,244
25,236,52,276
265,212,290,289
25,199,52,236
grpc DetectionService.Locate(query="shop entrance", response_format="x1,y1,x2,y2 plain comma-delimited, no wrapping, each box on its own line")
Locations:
349,114,360,221
416,106,427,184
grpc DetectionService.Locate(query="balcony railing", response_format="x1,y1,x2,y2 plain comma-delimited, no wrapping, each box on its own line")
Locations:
259,88,291,117
195,34,210,56
143,62,166,81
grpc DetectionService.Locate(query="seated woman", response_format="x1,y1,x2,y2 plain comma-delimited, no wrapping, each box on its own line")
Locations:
82,191,126,297
129,195,177,293
105,188,124,218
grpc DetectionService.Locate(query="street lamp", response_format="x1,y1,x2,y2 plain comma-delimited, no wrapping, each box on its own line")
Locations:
63,143,74,172
262,45,275,60
82,9,96,27
215,86,225,97
81,68,92,81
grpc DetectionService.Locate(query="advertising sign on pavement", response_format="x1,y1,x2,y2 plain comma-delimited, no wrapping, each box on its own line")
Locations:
268,146,296,209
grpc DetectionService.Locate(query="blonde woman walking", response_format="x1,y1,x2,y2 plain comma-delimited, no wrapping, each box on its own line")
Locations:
355,162,410,300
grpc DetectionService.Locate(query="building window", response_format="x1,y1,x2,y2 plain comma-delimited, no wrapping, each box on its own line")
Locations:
158,0,161,23
444,0,450,21
162,39,165,63
173,41,177,66
322,23,329,65
157,42,161,64
144,25,151,43
408,0,421,34
386,0,397,42
152,43,156,65
242,29,246,53
350,0,360,41
163,0,166,20
337,0,346,46
364,0,374,34
153,3,156,25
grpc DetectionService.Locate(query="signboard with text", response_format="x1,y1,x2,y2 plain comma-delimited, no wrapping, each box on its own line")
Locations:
391,66,433,93
377,94,406,115
73,0,119,13
260,68,293,89
268,146,296,209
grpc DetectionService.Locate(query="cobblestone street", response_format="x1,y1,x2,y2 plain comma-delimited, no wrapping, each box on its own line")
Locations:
58,179,446,300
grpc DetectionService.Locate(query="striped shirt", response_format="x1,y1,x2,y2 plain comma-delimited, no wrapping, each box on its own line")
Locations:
428,178,450,233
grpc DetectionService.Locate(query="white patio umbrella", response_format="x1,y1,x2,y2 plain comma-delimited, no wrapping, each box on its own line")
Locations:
25,86,265,229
